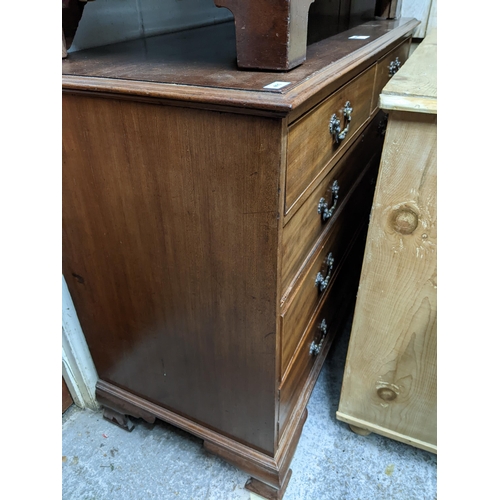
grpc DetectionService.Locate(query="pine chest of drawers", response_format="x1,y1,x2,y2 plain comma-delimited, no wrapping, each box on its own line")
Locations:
337,28,437,454
62,17,417,499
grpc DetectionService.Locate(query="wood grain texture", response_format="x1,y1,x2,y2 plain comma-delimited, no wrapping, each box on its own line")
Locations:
97,378,307,482
338,414,435,452
349,423,372,435
370,37,411,114
280,211,349,378
62,22,416,496
280,156,378,378
286,64,376,212
62,95,282,454
205,408,307,493
214,0,315,70
245,470,292,500
379,28,436,113
62,18,419,115
281,115,384,296
279,226,367,439
337,110,437,452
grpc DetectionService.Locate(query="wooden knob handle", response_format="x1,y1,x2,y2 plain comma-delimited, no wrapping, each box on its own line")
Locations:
377,387,397,401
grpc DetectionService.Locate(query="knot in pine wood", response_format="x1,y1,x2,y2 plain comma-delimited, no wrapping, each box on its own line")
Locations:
377,387,398,402
391,207,418,235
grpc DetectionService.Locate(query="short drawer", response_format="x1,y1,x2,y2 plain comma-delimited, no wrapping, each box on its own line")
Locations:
278,225,368,441
281,114,385,297
285,63,376,213
371,38,411,113
280,157,378,378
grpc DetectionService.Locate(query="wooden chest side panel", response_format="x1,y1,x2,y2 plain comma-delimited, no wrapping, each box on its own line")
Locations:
62,95,282,454
338,111,437,449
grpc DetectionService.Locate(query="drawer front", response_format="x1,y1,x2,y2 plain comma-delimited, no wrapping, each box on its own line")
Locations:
278,226,368,441
371,38,411,113
280,157,378,378
281,115,385,298
285,64,376,213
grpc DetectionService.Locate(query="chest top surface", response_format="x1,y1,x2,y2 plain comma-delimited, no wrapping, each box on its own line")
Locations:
62,18,419,114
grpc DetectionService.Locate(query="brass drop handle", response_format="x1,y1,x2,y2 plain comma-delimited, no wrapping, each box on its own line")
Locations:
315,253,334,292
317,180,340,221
388,57,401,77
310,319,328,356
329,101,352,144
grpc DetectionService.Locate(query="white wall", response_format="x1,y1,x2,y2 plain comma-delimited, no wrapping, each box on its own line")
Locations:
400,0,437,39
69,0,233,52
62,276,100,410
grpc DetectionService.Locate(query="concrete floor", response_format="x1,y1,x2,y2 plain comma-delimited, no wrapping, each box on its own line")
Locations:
62,320,437,500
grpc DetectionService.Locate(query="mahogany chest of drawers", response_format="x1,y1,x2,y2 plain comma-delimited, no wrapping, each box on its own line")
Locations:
62,17,417,499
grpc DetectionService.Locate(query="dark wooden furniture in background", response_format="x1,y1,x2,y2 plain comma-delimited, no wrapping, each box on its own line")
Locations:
62,0,94,58
63,0,400,68
214,0,382,69
62,377,73,413
308,0,383,45
213,0,316,70
376,0,402,19
62,17,417,499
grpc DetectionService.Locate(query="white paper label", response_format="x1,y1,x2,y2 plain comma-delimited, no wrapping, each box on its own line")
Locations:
263,81,291,89
348,35,370,40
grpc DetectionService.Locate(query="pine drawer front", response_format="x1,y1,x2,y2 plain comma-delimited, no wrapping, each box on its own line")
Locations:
278,225,368,441
371,38,411,114
281,116,384,298
285,64,376,214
